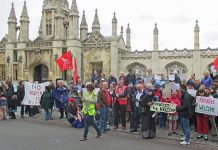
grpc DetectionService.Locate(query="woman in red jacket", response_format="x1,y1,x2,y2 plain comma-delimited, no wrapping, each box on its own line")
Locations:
167,91,181,136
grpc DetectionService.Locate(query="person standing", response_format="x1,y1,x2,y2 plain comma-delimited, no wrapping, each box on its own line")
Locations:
80,83,101,141
201,72,213,88
40,86,54,121
17,81,26,118
114,80,128,130
124,69,136,86
195,89,209,140
176,84,193,145
54,80,69,119
167,91,181,136
98,82,109,133
130,83,146,132
140,89,156,139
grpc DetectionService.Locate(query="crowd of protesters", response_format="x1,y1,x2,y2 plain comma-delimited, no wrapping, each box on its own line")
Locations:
0,69,218,145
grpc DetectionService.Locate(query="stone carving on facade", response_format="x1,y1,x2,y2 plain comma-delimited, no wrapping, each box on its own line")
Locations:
0,37,7,49
26,41,52,48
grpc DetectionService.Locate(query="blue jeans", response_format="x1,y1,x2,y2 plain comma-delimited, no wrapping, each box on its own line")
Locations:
105,107,109,123
44,109,52,121
83,115,101,138
180,116,190,142
99,108,107,132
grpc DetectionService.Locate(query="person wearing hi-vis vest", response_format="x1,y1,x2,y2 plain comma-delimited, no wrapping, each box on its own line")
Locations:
114,80,129,130
80,83,101,141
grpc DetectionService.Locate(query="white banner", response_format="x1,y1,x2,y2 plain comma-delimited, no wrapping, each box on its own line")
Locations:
22,82,49,106
195,96,218,116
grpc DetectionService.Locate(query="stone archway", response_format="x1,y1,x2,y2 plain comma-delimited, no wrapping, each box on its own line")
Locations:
165,61,188,80
33,64,48,83
126,62,147,77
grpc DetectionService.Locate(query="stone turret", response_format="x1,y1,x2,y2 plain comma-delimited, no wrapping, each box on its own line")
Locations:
8,2,17,43
126,24,131,50
69,0,79,39
20,1,29,42
153,23,159,51
112,12,117,37
80,10,88,41
54,2,64,39
92,9,100,33
194,20,200,50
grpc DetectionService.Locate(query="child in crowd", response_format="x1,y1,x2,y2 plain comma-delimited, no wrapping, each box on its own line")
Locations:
196,89,209,141
0,92,7,120
167,91,180,136
73,105,84,128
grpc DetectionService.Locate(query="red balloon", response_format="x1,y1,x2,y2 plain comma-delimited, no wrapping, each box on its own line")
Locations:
214,56,218,71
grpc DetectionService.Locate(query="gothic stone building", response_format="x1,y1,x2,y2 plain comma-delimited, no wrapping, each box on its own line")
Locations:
0,0,217,83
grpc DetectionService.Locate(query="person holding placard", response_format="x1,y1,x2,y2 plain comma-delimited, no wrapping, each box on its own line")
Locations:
195,90,209,141
167,91,180,136
140,89,156,139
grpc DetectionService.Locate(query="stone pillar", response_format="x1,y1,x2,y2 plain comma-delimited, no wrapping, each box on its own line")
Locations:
151,51,159,75
110,37,119,78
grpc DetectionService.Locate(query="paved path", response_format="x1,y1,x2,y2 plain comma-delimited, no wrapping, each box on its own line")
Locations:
0,119,209,150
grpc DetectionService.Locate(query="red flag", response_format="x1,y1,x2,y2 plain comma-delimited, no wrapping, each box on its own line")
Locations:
214,56,218,71
56,51,73,72
73,57,79,83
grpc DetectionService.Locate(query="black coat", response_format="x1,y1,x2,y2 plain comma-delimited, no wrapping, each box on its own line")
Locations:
177,91,193,118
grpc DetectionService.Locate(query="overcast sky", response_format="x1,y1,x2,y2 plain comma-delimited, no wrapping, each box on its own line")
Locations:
1,0,218,51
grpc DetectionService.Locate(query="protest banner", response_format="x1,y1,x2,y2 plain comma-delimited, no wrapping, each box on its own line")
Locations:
195,96,218,116
82,88,100,98
150,102,176,113
22,82,49,106
168,75,175,81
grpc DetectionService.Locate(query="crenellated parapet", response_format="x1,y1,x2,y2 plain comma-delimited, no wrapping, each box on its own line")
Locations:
159,49,193,59
120,50,152,60
200,48,218,58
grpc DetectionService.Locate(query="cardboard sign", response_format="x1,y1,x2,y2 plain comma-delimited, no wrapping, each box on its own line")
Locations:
144,77,152,84
168,75,175,81
162,85,172,98
195,96,218,116
22,82,49,106
154,75,161,81
187,89,197,97
170,82,179,91
150,102,176,113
